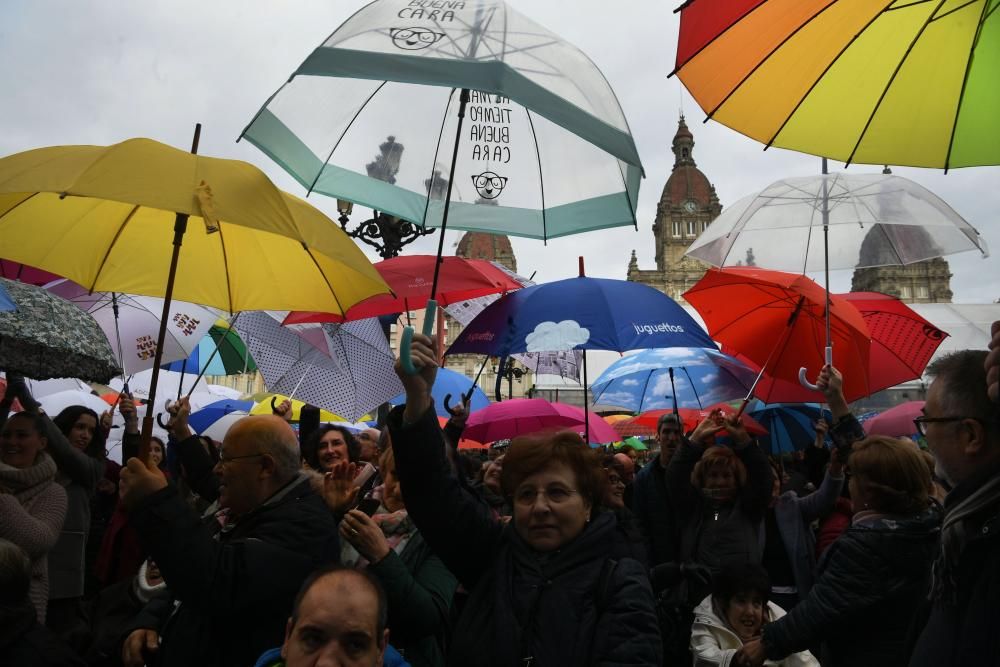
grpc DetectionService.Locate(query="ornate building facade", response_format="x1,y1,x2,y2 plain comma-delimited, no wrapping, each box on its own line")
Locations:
627,117,720,303
851,260,953,303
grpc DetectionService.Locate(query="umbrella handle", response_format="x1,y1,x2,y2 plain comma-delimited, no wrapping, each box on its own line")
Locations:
798,346,833,391
156,412,170,430
399,300,438,376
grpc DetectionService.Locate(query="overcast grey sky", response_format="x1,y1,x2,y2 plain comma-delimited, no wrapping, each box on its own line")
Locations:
2,0,997,303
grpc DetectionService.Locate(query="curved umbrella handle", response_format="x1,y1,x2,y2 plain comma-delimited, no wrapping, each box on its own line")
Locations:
399,300,438,376
271,396,280,411
156,412,170,430
798,346,833,392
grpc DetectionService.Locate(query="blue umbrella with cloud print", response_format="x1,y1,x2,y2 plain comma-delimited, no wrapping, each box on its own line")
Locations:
590,348,757,413
446,266,715,439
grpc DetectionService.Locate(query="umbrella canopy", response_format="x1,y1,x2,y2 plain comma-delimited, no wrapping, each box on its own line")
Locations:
235,311,403,422
447,275,715,356
0,283,14,312
246,393,346,423
686,174,988,274
616,436,648,452
162,321,257,376
840,292,949,389
463,398,619,445
187,399,255,435
0,137,389,314
108,369,217,408
684,267,873,403
390,366,491,415
863,401,925,439
633,404,767,438
590,348,757,412
747,402,832,455
285,255,526,324
45,279,216,376
0,260,61,286
37,389,113,419
241,0,643,241
0,277,120,383
673,0,999,169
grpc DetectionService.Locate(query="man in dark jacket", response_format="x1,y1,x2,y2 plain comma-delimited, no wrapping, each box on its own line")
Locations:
632,412,684,566
119,415,339,667
909,349,1000,666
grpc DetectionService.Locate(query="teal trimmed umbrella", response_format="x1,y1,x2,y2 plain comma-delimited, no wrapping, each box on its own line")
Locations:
241,0,644,371
162,321,257,377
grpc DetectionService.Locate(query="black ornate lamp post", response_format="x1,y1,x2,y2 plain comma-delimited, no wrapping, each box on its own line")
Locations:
335,135,435,259
492,359,526,400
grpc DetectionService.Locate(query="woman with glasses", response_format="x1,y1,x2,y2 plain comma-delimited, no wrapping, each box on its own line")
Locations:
386,334,662,666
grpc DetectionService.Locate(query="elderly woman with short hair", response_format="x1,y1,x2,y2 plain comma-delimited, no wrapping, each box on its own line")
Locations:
388,334,661,666
740,435,941,667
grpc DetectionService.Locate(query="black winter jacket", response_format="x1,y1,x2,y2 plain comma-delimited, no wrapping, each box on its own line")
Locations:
387,405,662,666
128,474,339,667
763,506,941,667
631,452,677,566
908,460,1000,667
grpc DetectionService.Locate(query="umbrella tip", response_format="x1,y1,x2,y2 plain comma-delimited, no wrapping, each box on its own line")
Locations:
578,256,585,277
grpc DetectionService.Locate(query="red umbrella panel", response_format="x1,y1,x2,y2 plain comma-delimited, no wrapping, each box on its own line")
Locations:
633,404,768,438
284,255,525,324
839,292,948,389
684,267,873,403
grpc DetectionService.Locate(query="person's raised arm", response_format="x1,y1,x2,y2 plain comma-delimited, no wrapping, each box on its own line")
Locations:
816,365,864,451
665,411,722,517
388,333,503,589
726,414,771,519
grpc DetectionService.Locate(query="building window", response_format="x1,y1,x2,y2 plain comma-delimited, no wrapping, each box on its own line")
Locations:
899,285,912,299
687,220,696,236
672,221,681,237
916,285,929,299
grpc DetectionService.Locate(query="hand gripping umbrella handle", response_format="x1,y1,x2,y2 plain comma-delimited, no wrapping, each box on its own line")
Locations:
400,300,437,376
157,397,177,430
798,346,833,391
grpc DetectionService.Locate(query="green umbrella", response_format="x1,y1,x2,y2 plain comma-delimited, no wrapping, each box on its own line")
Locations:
617,436,648,452
163,322,257,376
0,277,121,383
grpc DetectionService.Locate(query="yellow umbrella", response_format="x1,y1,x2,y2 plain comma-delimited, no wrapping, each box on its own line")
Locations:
0,128,390,448
0,136,388,313
247,393,347,423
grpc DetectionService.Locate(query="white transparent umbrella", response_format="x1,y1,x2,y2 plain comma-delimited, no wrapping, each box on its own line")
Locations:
686,170,989,391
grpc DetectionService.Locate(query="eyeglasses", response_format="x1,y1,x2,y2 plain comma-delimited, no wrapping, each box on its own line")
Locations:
913,415,970,437
513,486,579,506
218,452,264,466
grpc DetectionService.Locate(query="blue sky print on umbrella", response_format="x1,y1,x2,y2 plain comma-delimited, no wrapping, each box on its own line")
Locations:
590,348,756,412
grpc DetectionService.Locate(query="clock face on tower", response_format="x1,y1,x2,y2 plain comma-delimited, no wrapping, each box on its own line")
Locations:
683,200,697,213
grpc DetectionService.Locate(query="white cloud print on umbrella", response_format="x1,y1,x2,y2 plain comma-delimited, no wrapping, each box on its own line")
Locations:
525,320,591,353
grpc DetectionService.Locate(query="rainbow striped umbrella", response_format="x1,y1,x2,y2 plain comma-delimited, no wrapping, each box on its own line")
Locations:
673,1,999,169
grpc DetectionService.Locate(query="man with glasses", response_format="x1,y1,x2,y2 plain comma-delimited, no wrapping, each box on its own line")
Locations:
632,413,684,566
908,350,1000,667
118,415,339,667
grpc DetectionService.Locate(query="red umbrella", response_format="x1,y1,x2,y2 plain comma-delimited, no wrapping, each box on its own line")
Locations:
633,403,768,437
863,401,924,438
684,267,873,403
609,416,655,439
436,416,487,450
839,292,948,389
0,259,61,286
284,255,524,324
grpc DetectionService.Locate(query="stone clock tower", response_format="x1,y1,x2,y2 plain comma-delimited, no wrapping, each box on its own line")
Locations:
628,116,722,302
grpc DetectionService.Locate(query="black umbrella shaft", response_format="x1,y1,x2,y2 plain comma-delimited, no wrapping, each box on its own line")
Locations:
430,88,471,301
822,158,831,353
140,123,201,454
583,350,590,445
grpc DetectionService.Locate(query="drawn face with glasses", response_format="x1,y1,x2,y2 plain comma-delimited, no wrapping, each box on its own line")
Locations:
512,461,591,552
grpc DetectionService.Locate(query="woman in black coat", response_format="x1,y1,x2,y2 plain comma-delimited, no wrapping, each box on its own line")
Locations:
388,334,661,666
740,435,941,667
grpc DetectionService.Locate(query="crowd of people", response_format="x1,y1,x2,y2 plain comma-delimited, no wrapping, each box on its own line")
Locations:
0,320,998,666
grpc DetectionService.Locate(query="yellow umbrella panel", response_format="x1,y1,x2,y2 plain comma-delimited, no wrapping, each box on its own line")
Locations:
0,138,390,313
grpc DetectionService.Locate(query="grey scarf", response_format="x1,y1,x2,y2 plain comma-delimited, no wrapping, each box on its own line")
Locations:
0,451,57,503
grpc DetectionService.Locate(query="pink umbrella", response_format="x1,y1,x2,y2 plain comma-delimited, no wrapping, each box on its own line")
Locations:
464,398,618,446
863,401,925,438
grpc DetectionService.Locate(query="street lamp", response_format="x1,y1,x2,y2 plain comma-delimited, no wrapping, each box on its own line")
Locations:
336,199,433,259
492,358,526,400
